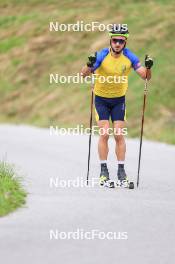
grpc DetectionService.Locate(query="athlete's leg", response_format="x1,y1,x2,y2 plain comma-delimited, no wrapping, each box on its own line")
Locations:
94,95,115,188
97,120,110,160
113,121,126,161
94,95,111,162
111,96,126,162
97,120,115,187
111,97,128,183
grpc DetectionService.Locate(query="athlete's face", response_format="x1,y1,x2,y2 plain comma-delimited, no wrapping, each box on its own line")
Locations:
111,36,126,53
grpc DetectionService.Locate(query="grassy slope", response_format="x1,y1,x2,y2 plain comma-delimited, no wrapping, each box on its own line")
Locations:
0,161,26,216
0,0,175,143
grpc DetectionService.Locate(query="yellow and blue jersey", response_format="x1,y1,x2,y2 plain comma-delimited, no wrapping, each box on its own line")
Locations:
92,48,141,98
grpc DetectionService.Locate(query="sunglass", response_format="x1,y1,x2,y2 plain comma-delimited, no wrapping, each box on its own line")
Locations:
111,39,126,44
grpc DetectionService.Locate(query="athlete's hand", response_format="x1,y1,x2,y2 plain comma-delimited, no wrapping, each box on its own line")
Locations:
145,55,153,69
87,52,97,68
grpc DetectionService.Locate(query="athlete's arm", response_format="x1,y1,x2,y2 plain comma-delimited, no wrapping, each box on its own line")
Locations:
136,66,151,80
136,55,153,80
81,65,92,77
81,53,97,78
81,48,109,78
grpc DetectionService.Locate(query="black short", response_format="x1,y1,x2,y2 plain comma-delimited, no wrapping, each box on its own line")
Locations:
94,95,126,122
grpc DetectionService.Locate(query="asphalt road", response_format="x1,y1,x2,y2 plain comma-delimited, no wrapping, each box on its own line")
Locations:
0,125,175,264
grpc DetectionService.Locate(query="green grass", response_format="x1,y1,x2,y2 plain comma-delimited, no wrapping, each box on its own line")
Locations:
0,14,36,28
0,36,26,53
0,161,27,217
0,0,175,144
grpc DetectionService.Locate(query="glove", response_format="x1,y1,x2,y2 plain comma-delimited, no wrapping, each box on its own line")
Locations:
87,52,97,68
145,55,153,69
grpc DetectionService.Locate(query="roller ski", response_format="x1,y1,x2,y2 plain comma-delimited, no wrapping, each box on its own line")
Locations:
116,166,134,189
99,164,115,188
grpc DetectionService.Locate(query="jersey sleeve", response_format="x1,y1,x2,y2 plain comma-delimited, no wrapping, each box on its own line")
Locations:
123,48,141,71
92,48,109,72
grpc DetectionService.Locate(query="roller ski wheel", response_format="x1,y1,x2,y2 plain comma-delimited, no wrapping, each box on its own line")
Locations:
128,181,134,189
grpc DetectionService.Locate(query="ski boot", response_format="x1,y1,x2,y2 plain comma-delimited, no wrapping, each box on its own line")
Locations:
117,167,129,188
116,167,134,189
99,164,115,188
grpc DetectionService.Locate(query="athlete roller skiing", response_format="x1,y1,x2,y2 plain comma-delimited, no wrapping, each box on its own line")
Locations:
81,24,153,188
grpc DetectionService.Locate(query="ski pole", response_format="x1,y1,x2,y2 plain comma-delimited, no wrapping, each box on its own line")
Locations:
86,84,94,185
137,69,148,187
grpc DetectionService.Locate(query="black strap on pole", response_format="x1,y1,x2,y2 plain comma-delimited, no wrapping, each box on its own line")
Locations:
86,87,94,185
137,70,148,187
